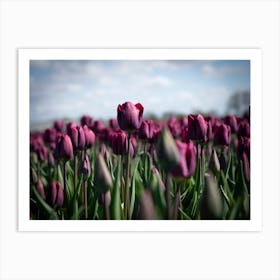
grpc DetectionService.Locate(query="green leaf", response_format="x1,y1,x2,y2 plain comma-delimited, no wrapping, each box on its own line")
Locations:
129,158,140,219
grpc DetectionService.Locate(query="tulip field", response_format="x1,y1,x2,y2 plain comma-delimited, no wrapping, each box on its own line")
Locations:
30,102,250,220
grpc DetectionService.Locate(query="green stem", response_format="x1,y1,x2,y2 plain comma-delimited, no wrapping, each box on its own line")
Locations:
74,153,78,192
124,134,131,220
84,180,88,219
165,173,172,220
173,183,180,220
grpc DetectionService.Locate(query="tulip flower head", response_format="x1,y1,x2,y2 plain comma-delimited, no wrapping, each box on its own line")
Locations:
214,124,231,146
68,126,86,151
36,179,46,200
187,114,208,142
109,130,128,155
50,182,64,208
54,133,73,161
171,140,196,179
54,120,64,132
81,115,93,127
81,154,91,177
224,115,238,133
117,102,144,132
83,125,96,148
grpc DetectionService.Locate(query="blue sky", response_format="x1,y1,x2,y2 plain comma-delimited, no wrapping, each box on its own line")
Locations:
30,60,250,124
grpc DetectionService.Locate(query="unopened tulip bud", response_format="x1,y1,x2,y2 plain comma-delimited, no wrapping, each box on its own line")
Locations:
68,126,86,151
50,182,64,208
81,154,91,177
31,168,38,184
156,127,180,172
94,153,113,193
54,120,64,132
200,172,224,219
187,114,208,142
36,179,46,200
214,124,231,146
48,152,55,166
83,125,96,148
224,115,238,133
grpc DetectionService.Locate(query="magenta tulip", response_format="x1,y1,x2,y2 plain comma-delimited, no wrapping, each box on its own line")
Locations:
214,124,231,146
109,130,128,155
238,121,250,138
83,125,96,148
54,120,64,132
117,101,144,131
55,134,73,161
50,182,64,208
171,140,196,179
224,115,238,133
81,115,93,127
68,126,85,151
36,179,46,200
81,154,91,177
187,114,208,142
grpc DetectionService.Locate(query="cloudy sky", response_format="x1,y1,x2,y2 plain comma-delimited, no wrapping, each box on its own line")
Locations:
30,60,250,125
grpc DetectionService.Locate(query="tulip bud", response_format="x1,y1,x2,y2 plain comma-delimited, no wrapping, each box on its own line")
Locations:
108,130,128,155
66,122,78,134
49,182,64,208
36,179,46,200
81,154,91,177
43,128,57,144
200,172,224,219
31,167,38,184
223,115,238,133
238,120,250,138
36,145,48,161
187,114,208,142
68,126,86,151
109,118,119,130
54,134,73,161
92,120,105,135
139,189,156,220
94,153,113,193
156,127,180,172
83,125,96,148
208,149,220,174
117,101,144,132
81,115,93,127
151,166,165,191
171,140,196,179
54,120,64,132
238,136,250,159
242,152,250,182
214,124,231,146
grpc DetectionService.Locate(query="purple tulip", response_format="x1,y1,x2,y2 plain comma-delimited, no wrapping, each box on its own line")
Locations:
54,120,64,132
36,145,48,161
139,120,161,143
224,115,238,133
117,101,144,132
81,154,91,177
92,120,105,135
187,114,208,142
66,122,78,134
36,179,46,200
109,130,128,155
54,133,73,161
83,125,96,148
168,117,181,138
48,152,55,166
109,118,119,130
238,120,250,138
68,126,86,151
238,136,250,159
171,140,196,179
43,128,57,144
242,152,250,182
50,182,64,208
81,115,93,127
214,124,231,146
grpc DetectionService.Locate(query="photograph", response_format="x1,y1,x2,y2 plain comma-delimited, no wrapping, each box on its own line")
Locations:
29,57,251,221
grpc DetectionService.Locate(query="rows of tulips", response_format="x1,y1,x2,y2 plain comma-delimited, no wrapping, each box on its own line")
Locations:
30,101,250,220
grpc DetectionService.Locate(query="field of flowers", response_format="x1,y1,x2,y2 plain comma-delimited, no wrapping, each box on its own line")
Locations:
30,102,250,220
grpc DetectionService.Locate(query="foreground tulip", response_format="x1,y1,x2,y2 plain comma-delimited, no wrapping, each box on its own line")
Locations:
214,124,231,146
187,114,208,142
117,101,144,131
94,153,113,193
54,134,73,161
50,182,64,208
200,172,224,219
171,140,196,179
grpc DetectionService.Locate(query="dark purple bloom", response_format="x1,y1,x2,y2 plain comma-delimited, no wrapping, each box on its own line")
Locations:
83,125,96,148
43,128,57,144
68,126,86,151
238,136,250,159
36,179,46,200
171,140,196,179
54,120,64,132
242,152,250,182
81,154,91,177
168,117,181,138
109,130,128,155
48,152,55,166
81,115,93,127
92,120,105,135
109,118,119,130
238,121,250,138
223,115,238,133
66,122,78,135
214,124,231,146
54,134,73,161
139,120,161,143
187,114,208,142
36,145,48,161
50,182,64,208
117,102,144,131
